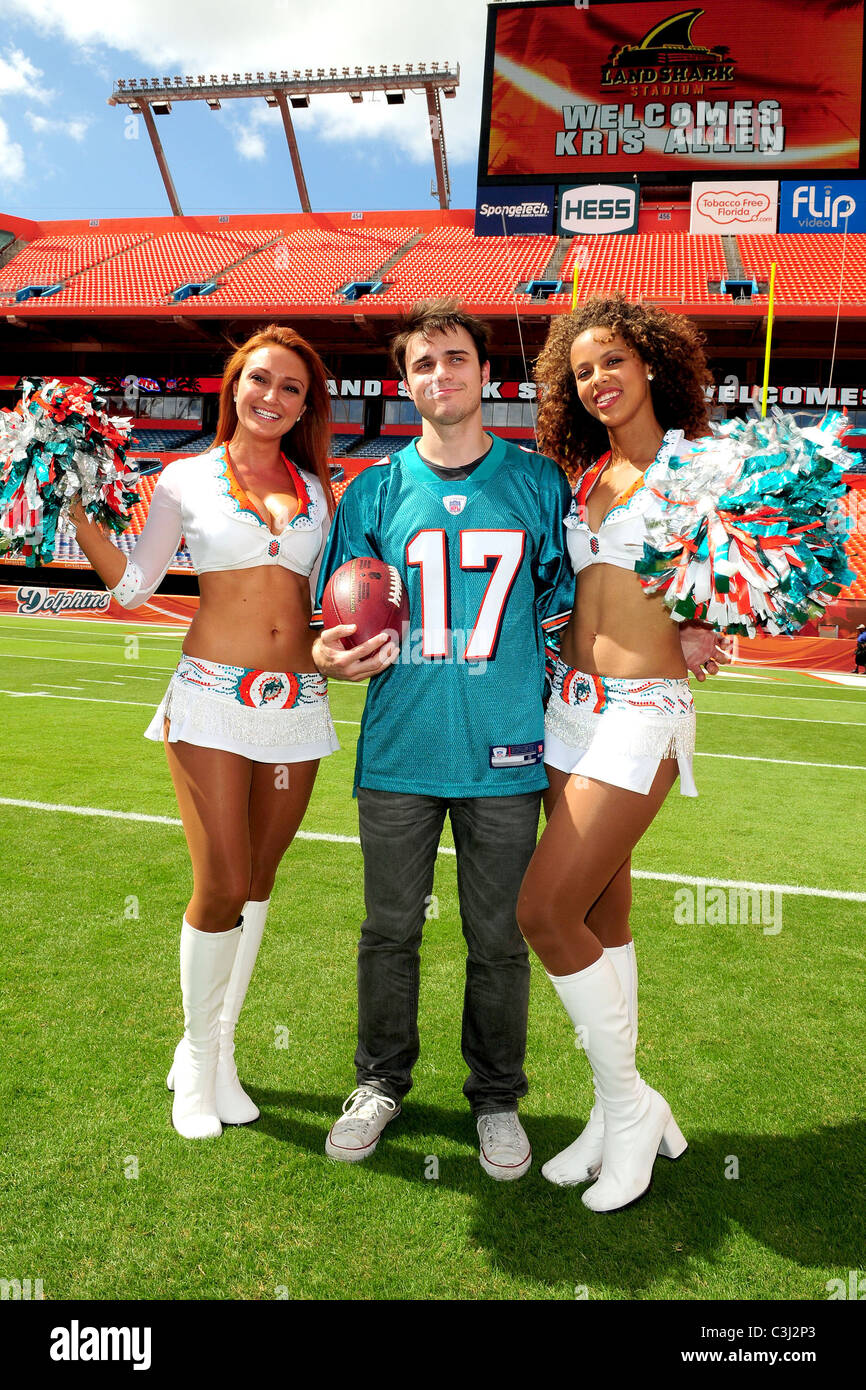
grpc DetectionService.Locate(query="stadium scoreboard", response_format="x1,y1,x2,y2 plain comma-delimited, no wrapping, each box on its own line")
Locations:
477,0,865,192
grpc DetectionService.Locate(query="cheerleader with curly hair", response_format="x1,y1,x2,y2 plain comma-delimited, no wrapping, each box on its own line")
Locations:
516,296,720,1212
518,292,853,1212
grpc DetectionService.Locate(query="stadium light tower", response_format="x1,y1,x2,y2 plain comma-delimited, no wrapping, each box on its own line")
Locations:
108,64,460,215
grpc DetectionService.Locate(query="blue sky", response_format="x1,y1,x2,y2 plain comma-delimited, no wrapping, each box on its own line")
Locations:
0,0,493,220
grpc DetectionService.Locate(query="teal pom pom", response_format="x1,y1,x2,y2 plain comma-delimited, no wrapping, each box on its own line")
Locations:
636,411,858,636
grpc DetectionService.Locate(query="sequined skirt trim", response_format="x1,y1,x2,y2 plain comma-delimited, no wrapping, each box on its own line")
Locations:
144,656,339,762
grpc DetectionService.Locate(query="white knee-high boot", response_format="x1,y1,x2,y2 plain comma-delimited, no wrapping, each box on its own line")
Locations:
216,897,270,1124
170,919,242,1140
546,953,686,1212
542,941,640,1186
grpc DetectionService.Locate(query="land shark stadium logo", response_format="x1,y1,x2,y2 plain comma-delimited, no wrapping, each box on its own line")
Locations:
601,9,736,89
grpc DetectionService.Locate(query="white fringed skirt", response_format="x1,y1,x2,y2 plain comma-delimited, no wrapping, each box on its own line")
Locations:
545,660,697,797
144,654,340,763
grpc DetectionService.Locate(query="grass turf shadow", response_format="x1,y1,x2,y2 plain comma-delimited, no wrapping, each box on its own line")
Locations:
247,1091,866,1298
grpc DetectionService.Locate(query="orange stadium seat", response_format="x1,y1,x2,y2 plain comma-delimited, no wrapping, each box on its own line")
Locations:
839,489,866,601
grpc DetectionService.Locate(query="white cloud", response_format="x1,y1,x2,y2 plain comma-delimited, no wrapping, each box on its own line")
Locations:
0,113,25,183
2,0,488,163
26,112,91,141
235,126,266,161
0,44,53,103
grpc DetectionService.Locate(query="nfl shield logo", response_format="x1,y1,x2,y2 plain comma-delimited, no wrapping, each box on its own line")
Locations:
443,495,467,515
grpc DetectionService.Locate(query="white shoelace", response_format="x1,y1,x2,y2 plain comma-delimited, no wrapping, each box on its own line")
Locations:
341,1087,398,1125
478,1113,527,1157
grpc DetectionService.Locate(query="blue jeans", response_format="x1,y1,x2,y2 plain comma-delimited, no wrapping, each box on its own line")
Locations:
354,788,541,1117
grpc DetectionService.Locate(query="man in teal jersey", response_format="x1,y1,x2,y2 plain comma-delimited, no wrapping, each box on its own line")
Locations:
313,301,572,1179
313,301,723,1178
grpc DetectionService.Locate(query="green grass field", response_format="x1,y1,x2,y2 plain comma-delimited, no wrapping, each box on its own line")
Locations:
1,615,864,1302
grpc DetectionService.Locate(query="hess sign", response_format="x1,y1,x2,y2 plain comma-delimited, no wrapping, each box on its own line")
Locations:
558,184,638,235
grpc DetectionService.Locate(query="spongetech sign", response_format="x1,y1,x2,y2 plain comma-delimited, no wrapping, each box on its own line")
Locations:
558,184,638,235
689,181,778,233
474,185,554,235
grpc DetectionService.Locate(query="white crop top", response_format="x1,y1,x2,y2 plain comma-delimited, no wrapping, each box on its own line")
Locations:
564,429,693,577
109,445,330,609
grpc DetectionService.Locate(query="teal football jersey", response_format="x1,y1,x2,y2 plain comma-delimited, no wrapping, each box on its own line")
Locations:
316,435,575,796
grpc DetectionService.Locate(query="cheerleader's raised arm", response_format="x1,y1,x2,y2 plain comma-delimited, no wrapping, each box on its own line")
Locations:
70,461,183,608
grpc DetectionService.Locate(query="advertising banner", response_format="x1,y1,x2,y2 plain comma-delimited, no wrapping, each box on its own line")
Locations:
689,181,778,233
559,183,639,234
0,585,196,624
481,0,864,178
779,179,866,233
474,185,555,235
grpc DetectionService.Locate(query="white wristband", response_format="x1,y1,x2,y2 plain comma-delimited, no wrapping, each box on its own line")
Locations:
110,559,145,608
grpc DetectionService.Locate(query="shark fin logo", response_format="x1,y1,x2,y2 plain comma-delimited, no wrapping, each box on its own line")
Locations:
602,9,736,89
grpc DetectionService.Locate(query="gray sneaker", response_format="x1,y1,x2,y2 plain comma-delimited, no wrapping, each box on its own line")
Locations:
325,1086,401,1162
477,1111,532,1181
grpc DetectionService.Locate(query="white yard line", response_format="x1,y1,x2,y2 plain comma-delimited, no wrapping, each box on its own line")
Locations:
0,617,181,632
0,630,180,652
3,687,863,728
0,690,154,707
695,751,866,771
721,671,860,692
3,683,861,739
698,709,866,728
1,796,862,902
694,689,864,708
0,652,178,673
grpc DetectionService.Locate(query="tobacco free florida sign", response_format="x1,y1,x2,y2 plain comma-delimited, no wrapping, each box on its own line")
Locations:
689,181,778,233
558,184,638,235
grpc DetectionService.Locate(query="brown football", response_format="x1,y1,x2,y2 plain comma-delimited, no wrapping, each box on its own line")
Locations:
321,557,410,651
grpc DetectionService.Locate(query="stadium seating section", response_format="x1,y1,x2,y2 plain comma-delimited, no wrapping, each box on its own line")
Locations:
0,232,151,295
203,224,419,309
374,224,559,305
2,229,281,307
131,428,202,452
2,212,862,312
560,234,728,306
